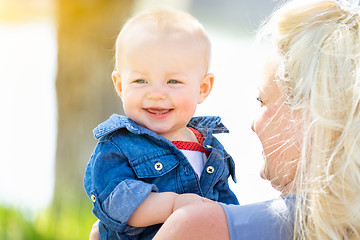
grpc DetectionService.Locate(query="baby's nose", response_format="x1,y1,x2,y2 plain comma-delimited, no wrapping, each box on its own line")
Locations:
147,85,166,100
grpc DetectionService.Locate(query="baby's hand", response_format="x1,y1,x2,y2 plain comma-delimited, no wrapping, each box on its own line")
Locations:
89,219,100,240
172,193,213,212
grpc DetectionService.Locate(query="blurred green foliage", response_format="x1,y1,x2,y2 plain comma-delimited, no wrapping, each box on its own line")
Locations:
0,201,97,240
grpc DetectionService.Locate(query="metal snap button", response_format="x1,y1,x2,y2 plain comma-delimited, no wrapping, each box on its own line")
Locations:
91,194,97,203
155,162,163,171
205,145,212,148
206,166,215,174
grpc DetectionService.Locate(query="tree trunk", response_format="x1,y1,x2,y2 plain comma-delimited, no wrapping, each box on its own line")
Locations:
54,0,132,205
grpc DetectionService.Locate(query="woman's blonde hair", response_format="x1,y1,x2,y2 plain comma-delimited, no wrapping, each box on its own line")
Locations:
260,0,360,239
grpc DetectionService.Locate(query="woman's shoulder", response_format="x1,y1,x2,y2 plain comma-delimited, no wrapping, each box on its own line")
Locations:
219,195,295,240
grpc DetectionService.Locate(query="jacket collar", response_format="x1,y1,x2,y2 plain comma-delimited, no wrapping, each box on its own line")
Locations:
188,116,229,134
93,114,229,139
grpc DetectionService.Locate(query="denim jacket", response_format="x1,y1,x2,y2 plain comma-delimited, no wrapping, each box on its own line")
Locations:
83,114,238,240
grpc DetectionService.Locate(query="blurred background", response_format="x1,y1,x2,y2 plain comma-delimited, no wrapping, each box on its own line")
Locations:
0,0,282,239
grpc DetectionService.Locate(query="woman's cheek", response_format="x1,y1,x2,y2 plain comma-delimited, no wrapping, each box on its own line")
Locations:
257,105,279,141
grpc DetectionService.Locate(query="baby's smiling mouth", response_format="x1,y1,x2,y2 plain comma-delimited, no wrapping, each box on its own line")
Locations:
145,108,173,115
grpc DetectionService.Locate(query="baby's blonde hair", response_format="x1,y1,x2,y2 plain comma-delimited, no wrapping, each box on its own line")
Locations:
114,8,211,71
260,0,360,239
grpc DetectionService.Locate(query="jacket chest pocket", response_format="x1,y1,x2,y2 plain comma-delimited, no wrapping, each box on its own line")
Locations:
129,150,179,179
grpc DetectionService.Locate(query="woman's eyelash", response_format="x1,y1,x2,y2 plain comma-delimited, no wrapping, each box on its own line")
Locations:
256,97,263,103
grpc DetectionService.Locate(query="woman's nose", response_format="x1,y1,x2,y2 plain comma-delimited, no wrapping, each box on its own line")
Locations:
251,120,255,132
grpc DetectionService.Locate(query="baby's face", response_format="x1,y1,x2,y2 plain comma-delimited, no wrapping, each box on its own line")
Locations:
113,29,213,141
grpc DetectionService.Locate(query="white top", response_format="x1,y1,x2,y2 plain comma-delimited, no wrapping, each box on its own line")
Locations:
180,149,207,178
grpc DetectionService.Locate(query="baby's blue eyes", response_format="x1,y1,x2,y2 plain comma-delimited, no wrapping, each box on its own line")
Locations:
167,79,179,84
134,79,146,84
132,79,181,84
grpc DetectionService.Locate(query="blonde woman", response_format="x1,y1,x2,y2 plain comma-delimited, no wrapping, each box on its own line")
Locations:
90,0,360,239
271,0,360,239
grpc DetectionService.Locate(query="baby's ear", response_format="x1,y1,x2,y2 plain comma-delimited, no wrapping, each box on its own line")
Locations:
198,73,214,104
112,71,122,98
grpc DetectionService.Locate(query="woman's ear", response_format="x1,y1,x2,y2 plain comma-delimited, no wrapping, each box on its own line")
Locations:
112,71,122,98
198,73,214,104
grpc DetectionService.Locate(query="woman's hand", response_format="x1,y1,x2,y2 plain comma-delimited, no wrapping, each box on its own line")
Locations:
154,201,230,240
172,193,213,212
89,220,100,240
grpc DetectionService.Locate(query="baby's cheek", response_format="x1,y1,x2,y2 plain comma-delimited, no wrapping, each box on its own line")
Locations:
180,98,198,113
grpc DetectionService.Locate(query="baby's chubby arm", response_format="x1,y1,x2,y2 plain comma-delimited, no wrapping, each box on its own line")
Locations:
127,192,213,227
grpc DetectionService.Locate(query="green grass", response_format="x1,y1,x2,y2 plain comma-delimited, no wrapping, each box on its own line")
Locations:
0,201,97,240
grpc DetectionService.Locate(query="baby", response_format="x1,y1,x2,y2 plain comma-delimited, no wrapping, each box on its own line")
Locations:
84,8,238,239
